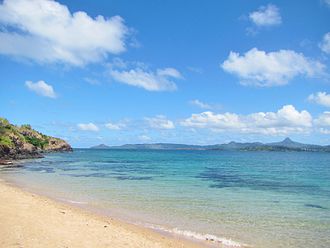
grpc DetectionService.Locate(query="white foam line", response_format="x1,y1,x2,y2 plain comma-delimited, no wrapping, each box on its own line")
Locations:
60,198,88,205
144,223,247,247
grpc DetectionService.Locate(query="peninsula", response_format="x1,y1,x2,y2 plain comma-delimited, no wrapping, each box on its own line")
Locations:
0,118,72,162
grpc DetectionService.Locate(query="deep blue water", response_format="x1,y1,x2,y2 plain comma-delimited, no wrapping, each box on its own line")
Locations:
1,149,329,247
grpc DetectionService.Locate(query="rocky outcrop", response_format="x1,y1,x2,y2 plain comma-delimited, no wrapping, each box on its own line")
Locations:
0,118,72,160
43,137,72,152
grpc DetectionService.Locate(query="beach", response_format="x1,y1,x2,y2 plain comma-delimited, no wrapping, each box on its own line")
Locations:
0,179,204,248
0,150,329,248
1,0,329,247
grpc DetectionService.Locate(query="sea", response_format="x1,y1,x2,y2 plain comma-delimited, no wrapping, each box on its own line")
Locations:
0,149,329,248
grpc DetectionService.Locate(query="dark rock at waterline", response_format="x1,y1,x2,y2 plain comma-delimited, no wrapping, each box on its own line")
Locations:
0,159,13,165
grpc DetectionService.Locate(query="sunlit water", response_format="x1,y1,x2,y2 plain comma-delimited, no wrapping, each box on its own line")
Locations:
1,149,329,247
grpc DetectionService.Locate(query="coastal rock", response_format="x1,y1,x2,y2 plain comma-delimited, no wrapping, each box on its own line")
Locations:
43,137,72,152
0,117,72,160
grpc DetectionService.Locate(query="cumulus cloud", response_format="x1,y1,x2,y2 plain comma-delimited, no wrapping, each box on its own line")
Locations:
320,32,330,54
314,112,330,127
181,105,312,135
314,112,330,135
109,62,181,91
308,92,330,107
0,0,128,66
249,4,281,27
320,128,330,134
190,99,212,109
77,123,99,132
157,68,183,79
25,80,56,98
221,48,325,87
105,121,126,130
145,115,175,129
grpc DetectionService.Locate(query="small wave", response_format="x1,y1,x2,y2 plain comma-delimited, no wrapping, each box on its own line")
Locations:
61,199,88,205
145,224,245,247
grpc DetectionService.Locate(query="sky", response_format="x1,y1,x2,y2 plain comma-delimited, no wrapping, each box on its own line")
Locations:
0,0,330,147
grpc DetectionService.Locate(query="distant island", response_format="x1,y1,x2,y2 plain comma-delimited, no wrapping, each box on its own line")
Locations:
91,144,111,149
0,118,72,162
91,138,330,152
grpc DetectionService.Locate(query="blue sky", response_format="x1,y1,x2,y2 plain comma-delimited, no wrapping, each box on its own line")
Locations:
0,0,330,147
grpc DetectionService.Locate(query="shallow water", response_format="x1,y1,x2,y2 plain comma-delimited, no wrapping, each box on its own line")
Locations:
1,149,330,247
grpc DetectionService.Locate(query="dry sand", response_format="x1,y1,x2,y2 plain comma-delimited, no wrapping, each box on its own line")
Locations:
0,180,205,248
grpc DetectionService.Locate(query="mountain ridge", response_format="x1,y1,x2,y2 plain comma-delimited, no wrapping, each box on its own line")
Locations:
90,138,330,152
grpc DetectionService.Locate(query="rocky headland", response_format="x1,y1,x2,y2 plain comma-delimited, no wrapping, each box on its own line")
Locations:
0,118,72,163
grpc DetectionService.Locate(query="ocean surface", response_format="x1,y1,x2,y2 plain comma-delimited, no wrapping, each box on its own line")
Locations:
1,149,329,248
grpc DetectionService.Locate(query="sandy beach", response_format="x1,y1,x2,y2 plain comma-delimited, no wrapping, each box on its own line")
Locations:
0,180,204,248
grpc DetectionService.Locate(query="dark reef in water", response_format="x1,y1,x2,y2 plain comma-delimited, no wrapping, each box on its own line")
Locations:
304,204,327,210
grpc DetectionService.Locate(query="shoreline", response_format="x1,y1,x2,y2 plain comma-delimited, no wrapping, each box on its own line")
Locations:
0,158,247,248
0,178,212,248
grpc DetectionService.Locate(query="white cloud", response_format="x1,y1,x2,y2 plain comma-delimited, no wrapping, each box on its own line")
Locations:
314,112,330,127
182,111,243,130
105,121,126,130
108,57,129,69
0,0,128,66
221,48,325,87
190,99,212,109
145,115,175,129
77,123,99,132
315,111,330,135
249,4,281,27
157,68,183,79
181,105,312,135
109,66,180,91
320,32,330,54
320,128,330,134
308,92,330,107
25,80,56,98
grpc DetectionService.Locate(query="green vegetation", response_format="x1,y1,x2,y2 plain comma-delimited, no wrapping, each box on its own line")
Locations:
0,117,72,159
0,119,50,149
0,118,11,134
0,117,10,126
21,124,32,129
0,118,13,147
24,136,49,149
0,135,13,147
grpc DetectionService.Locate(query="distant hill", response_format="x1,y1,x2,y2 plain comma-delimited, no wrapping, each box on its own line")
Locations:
109,143,205,150
0,117,72,160
206,141,264,150
90,138,330,152
90,144,111,149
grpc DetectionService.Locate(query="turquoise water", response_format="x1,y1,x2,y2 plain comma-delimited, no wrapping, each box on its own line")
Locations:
1,149,330,247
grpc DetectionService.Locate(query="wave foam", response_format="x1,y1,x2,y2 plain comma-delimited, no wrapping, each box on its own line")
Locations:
60,198,88,205
145,224,245,247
